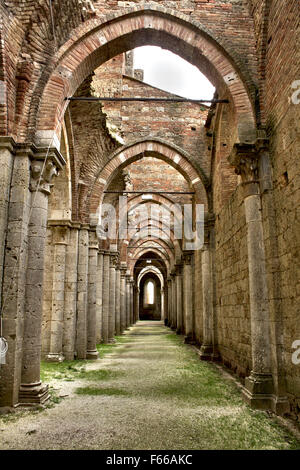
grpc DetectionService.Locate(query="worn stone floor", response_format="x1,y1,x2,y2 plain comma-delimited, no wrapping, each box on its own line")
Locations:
0,321,299,450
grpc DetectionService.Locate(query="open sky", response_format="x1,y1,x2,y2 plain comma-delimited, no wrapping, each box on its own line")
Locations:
133,46,215,100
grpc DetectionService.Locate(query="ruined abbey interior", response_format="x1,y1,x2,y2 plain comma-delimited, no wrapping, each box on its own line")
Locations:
0,0,299,450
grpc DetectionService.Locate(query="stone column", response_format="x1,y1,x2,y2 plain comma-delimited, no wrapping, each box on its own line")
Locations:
0,138,14,311
229,141,274,409
183,251,194,344
46,225,69,362
120,265,127,333
96,250,104,344
101,251,110,343
63,224,79,360
108,252,118,342
170,270,176,330
130,278,134,325
125,274,131,328
0,143,31,406
135,286,140,323
175,264,183,334
19,149,65,405
86,229,99,359
75,225,89,359
167,277,172,326
115,265,121,336
199,243,213,360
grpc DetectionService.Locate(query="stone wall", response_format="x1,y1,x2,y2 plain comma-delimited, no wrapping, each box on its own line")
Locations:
214,185,251,378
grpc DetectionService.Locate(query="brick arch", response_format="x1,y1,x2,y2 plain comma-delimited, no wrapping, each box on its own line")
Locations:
127,225,179,258
137,267,165,290
116,192,187,236
88,139,207,222
127,219,180,252
127,237,176,265
130,246,171,277
32,8,257,147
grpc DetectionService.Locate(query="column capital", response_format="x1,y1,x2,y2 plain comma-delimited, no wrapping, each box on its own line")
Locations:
109,251,119,267
120,265,127,278
175,263,183,276
51,225,70,245
88,229,99,250
228,139,270,197
29,147,65,195
229,143,258,183
183,250,193,265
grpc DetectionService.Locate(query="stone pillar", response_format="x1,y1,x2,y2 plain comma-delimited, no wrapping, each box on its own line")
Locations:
161,287,164,322
0,138,14,311
96,250,104,344
130,279,134,325
46,225,69,362
75,225,89,359
183,251,194,344
0,143,31,406
101,251,110,343
19,149,65,405
108,252,118,342
125,274,131,328
175,264,183,334
115,265,121,336
170,270,176,330
135,286,140,322
120,265,127,333
167,277,172,326
86,229,99,359
199,243,213,360
229,141,274,409
63,224,79,360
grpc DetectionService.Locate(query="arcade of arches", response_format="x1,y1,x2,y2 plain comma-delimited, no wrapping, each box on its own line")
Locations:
0,0,299,427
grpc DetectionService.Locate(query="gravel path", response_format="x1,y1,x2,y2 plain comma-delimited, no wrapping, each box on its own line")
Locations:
0,321,299,450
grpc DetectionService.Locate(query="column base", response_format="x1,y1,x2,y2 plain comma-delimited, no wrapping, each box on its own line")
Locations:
271,395,290,415
176,327,183,335
19,382,50,406
107,338,116,344
242,372,274,410
45,353,65,363
199,344,214,361
86,349,99,360
184,335,196,345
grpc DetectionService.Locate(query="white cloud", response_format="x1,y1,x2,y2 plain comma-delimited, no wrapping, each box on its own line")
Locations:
133,46,215,100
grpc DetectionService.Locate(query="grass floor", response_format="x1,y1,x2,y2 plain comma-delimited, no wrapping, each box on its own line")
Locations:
0,322,299,450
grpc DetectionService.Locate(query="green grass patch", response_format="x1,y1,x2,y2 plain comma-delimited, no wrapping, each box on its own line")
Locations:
75,387,130,397
40,360,87,382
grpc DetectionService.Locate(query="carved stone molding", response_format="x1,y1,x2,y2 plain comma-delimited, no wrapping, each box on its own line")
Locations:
88,229,99,250
110,252,119,267
183,250,193,265
175,263,183,276
29,147,65,195
228,139,270,197
52,225,70,245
